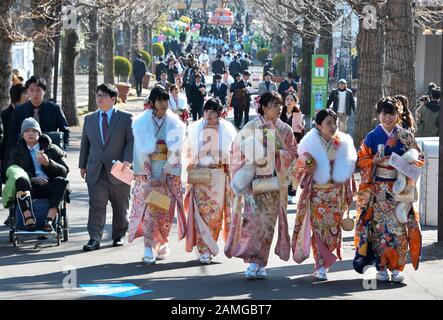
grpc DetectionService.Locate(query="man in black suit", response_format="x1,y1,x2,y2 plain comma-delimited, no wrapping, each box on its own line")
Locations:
189,74,207,121
209,74,228,106
230,71,252,129
132,54,147,97
8,76,70,154
278,72,298,97
155,58,168,81
228,55,242,78
211,54,225,76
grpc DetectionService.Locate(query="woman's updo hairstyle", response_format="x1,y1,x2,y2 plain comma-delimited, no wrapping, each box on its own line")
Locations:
375,97,401,116
148,86,169,105
203,98,223,116
257,91,283,116
315,109,337,126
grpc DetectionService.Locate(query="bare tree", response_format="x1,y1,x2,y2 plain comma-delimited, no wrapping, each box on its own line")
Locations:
0,0,14,109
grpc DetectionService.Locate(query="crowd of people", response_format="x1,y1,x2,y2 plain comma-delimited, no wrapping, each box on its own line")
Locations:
1,62,440,283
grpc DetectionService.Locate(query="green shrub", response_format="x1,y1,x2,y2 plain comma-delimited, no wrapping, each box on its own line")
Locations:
152,43,165,57
257,48,270,64
114,56,132,81
272,54,286,75
139,50,152,67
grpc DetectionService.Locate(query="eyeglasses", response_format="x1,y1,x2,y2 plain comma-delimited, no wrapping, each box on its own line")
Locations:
96,93,110,99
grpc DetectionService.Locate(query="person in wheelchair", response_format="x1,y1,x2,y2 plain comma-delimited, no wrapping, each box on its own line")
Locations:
8,117,69,232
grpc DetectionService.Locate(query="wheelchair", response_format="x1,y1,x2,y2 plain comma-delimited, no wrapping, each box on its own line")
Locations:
7,131,70,247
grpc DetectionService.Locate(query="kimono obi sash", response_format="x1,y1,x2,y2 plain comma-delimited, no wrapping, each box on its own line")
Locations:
375,158,398,179
375,166,398,179
312,182,340,189
149,140,168,161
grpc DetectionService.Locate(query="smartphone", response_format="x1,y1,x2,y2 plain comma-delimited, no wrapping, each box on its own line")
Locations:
377,144,385,158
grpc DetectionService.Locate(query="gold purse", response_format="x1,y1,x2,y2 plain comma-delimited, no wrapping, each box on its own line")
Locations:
187,168,211,184
252,176,280,194
146,190,171,212
341,214,355,231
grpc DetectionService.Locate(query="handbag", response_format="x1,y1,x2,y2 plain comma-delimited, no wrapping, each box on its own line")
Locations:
146,189,171,212
187,168,211,184
252,176,280,194
341,212,355,231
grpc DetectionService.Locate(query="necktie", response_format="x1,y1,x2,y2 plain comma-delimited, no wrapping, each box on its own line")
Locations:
217,83,220,90
33,107,40,122
102,112,108,142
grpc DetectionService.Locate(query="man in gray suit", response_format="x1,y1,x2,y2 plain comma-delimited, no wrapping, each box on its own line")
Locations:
257,71,278,96
79,83,134,251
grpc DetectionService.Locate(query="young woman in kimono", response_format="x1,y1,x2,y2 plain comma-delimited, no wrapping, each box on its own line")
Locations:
225,91,297,279
292,109,357,281
354,97,424,283
183,98,237,264
128,87,187,264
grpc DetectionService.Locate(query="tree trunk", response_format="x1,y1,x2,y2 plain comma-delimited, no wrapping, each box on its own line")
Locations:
354,19,384,146
285,29,294,73
62,29,79,126
0,0,13,110
33,41,55,100
317,2,334,60
142,24,149,51
32,0,58,101
383,0,416,108
123,21,131,59
88,8,99,112
103,24,115,84
300,33,315,117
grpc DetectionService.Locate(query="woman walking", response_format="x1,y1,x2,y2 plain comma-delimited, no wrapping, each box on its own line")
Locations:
183,98,237,264
291,109,357,281
128,87,187,264
225,91,297,279
280,93,305,204
354,97,424,283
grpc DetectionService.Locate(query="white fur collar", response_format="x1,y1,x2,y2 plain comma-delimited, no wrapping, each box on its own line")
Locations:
187,118,238,164
132,108,185,155
297,128,357,184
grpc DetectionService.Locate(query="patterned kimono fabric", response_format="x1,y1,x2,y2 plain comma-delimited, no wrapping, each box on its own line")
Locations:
355,124,423,272
130,117,183,252
292,130,355,270
225,117,297,267
184,120,235,256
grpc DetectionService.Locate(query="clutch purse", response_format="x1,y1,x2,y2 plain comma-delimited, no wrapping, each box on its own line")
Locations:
146,190,171,212
187,168,211,184
252,176,280,194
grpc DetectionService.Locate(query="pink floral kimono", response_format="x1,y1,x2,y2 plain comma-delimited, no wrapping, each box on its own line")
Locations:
292,128,357,269
128,109,187,253
224,116,297,267
183,118,238,256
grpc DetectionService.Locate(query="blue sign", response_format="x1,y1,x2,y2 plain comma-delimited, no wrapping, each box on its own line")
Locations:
79,283,153,298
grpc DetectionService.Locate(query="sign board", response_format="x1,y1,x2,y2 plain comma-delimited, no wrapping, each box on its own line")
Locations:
310,54,329,117
248,65,264,89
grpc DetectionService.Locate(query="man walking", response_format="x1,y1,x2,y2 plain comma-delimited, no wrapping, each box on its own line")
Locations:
417,86,440,137
326,79,355,133
132,54,147,97
79,83,134,251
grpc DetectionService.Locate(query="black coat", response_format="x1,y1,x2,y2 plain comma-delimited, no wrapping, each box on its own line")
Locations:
230,79,251,107
0,105,14,182
8,134,69,181
189,83,207,111
210,82,228,105
239,59,249,73
8,100,70,154
132,58,147,80
155,62,168,81
278,79,298,96
229,60,242,77
211,59,225,75
326,88,356,116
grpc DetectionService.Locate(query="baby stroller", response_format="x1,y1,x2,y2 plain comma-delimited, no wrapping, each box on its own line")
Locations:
7,132,70,247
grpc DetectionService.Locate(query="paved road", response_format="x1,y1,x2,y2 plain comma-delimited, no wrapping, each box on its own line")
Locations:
1,97,443,301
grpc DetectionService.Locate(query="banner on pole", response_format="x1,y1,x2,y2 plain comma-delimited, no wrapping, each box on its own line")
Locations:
310,54,329,117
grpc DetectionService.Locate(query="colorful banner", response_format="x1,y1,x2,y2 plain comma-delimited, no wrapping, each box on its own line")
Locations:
249,65,264,89
310,54,329,117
